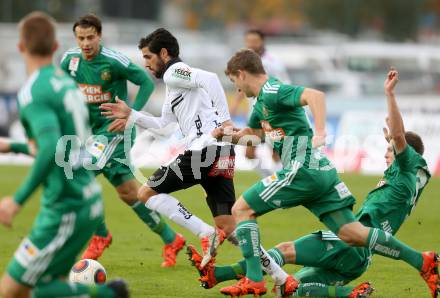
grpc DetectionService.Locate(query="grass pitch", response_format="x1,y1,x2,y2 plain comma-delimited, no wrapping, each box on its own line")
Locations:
0,166,438,297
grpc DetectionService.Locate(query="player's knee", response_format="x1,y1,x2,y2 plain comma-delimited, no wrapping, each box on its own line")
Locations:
275,242,295,264
231,198,254,222
117,189,137,205
0,275,28,298
137,185,156,203
338,224,366,246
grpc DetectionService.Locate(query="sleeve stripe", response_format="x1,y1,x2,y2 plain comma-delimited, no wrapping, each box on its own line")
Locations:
60,48,81,63
102,48,130,67
18,71,40,106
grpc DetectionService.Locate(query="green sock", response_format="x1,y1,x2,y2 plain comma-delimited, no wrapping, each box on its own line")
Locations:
213,261,247,282
33,280,115,298
268,247,285,266
214,265,240,282
131,201,176,244
236,220,263,282
95,219,109,237
367,228,423,270
294,283,353,297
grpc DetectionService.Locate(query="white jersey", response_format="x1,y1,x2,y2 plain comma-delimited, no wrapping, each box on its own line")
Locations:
261,51,291,84
129,60,230,151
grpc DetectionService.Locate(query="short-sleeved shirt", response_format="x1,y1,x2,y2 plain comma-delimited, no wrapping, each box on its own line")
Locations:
17,64,100,209
356,145,431,235
248,76,331,170
60,46,149,136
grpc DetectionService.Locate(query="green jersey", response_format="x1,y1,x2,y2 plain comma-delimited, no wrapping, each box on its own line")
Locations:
356,145,431,235
60,45,154,135
14,65,100,209
248,77,331,169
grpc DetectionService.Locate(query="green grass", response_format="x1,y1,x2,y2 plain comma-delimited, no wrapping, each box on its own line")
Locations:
0,166,439,297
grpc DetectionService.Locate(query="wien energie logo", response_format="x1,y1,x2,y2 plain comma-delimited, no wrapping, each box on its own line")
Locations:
78,84,111,104
260,120,286,141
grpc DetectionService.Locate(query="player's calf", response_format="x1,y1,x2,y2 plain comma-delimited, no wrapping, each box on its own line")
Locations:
0,274,31,298
214,215,236,238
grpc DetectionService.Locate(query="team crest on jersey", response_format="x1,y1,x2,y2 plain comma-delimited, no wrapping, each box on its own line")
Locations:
101,69,111,81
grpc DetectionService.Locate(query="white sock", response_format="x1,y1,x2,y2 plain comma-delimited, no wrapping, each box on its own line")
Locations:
259,245,288,285
145,193,214,238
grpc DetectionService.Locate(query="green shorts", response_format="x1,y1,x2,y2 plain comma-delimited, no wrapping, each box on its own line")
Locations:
7,197,103,287
293,231,371,285
88,134,135,187
243,163,356,219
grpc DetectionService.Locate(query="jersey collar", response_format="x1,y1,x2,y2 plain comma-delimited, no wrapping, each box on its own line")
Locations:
164,57,182,72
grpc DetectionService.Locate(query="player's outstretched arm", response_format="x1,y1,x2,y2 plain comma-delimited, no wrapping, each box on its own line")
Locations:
384,68,406,153
298,88,327,148
0,107,61,227
101,97,176,130
0,138,36,156
212,126,263,146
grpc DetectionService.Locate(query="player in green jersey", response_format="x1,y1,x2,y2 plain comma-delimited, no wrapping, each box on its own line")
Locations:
0,12,128,298
211,50,439,297
189,69,436,298
60,14,183,266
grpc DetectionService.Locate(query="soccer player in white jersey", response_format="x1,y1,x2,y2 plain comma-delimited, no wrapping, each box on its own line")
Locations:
100,28,237,267
231,29,290,177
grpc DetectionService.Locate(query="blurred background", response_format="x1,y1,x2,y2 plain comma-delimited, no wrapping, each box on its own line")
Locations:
1,0,440,175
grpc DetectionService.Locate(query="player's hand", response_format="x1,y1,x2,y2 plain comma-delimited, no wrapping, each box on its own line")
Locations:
0,138,11,153
0,196,20,228
211,127,225,140
312,130,326,148
108,119,127,132
100,97,131,120
384,68,398,95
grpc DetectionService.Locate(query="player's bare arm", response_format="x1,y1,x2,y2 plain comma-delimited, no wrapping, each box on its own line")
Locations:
384,68,406,153
0,138,36,156
212,126,263,146
299,88,327,148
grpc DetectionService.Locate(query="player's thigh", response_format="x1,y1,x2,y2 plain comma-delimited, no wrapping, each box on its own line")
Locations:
7,201,102,287
241,166,313,216
294,267,351,286
303,169,356,227
295,232,369,279
146,152,199,194
202,176,235,217
294,233,340,268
